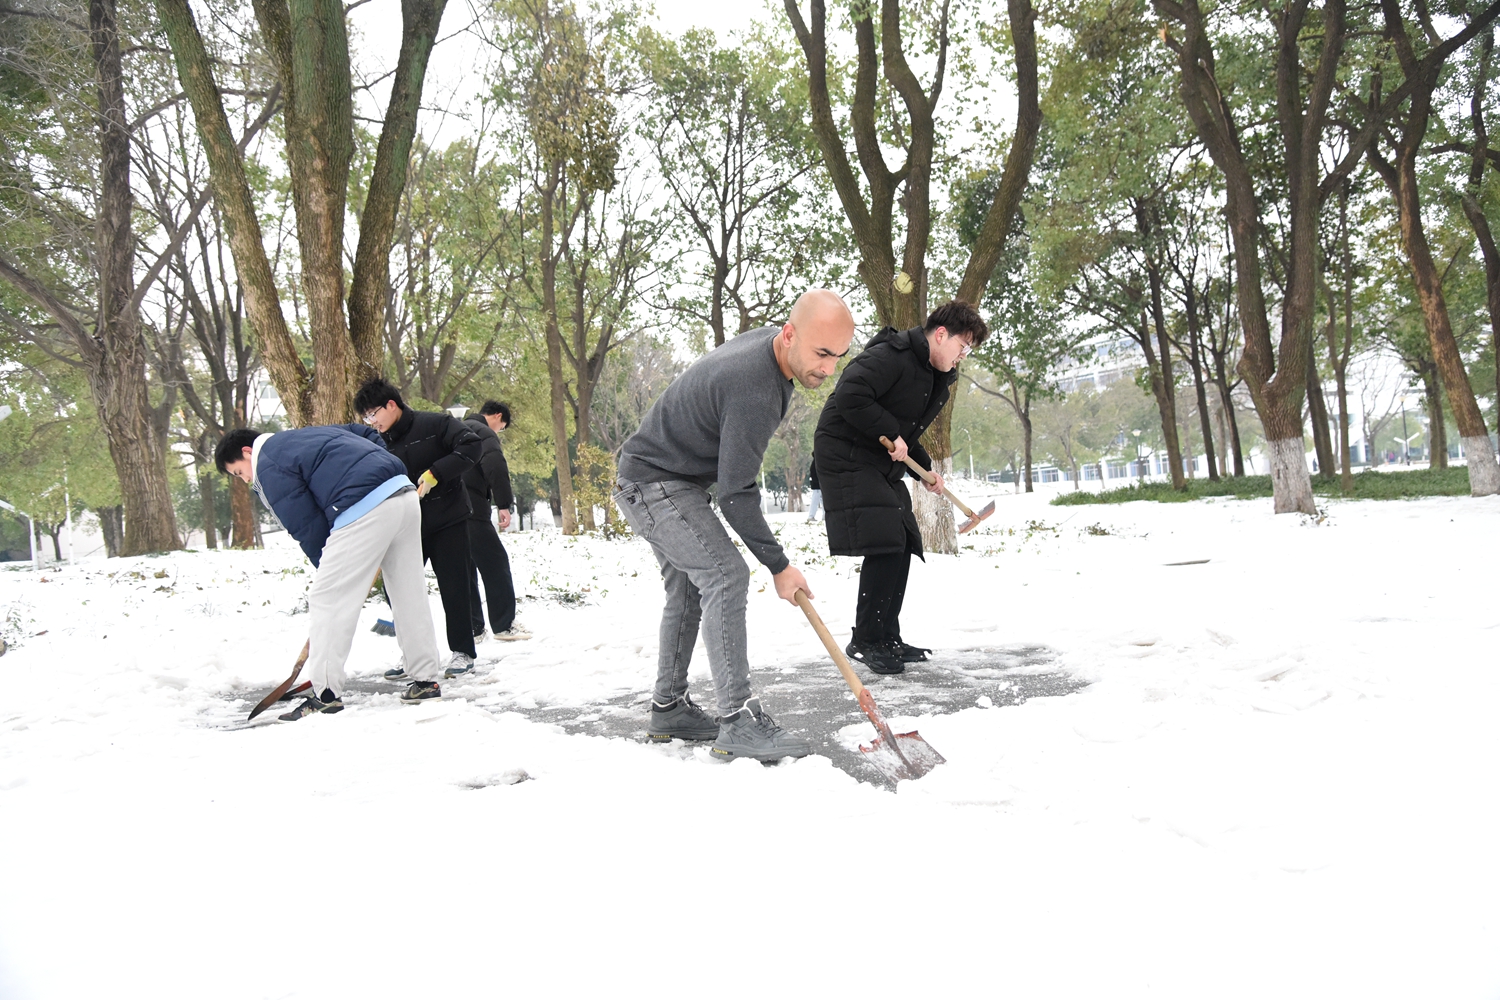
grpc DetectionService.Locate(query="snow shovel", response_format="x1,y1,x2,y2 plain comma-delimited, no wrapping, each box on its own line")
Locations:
879,435,995,534
246,640,310,721
794,590,944,782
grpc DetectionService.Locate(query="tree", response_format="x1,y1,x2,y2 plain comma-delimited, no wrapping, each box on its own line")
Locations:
641,26,837,346
488,0,661,534
0,0,184,554
1360,0,1500,495
1152,0,1444,512
784,0,1042,552
155,0,449,424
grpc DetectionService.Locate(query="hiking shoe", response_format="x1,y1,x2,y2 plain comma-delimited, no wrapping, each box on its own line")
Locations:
444,652,476,678
710,698,812,762
889,640,931,663
845,638,904,675
278,693,343,722
494,626,531,641
647,694,720,742
401,681,441,704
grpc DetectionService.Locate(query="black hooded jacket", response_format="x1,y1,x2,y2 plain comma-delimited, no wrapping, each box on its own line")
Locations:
813,326,957,558
461,414,514,521
378,405,483,536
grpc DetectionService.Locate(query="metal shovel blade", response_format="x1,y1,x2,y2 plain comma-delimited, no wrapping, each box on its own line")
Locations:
856,689,945,781
860,729,946,782
958,500,996,534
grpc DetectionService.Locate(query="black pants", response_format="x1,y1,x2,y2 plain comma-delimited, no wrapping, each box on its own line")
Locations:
467,516,516,634
854,550,912,645
422,521,476,658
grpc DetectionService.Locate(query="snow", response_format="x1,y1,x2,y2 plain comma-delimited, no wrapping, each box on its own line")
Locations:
1,490,1497,998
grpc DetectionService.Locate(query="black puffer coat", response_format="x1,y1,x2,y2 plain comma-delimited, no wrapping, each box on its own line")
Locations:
462,414,514,521
379,405,483,536
813,326,956,558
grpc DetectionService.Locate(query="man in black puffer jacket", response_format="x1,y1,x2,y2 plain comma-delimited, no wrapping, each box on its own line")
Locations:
462,401,524,641
814,300,989,674
354,378,485,677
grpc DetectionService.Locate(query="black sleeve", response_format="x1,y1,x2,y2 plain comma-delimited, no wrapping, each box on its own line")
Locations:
487,441,513,510
909,438,935,476
831,348,904,444
429,416,482,483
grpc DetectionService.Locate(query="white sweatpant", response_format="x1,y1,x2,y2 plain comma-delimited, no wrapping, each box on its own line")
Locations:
305,490,442,697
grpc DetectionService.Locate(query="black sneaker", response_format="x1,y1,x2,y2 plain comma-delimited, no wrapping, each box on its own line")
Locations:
889,640,931,663
401,681,441,704
278,693,343,722
844,638,904,674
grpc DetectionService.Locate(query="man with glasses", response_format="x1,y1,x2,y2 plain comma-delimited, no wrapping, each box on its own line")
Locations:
353,378,485,683
812,300,990,675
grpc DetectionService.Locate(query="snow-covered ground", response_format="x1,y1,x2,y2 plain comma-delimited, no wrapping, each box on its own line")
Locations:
1,488,1496,998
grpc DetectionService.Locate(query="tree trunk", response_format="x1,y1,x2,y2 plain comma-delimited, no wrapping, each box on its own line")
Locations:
347,0,448,383
88,0,182,556
1306,336,1336,479
96,506,124,558
199,469,218,549
1184,293,1220,481
540,165,578,535
1020,406,1034,492
229,475,257,548
156,0,312,425
1372,6,1500,495
1417,364,1448,469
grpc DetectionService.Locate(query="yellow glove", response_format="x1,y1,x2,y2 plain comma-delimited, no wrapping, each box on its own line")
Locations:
416,469,438,498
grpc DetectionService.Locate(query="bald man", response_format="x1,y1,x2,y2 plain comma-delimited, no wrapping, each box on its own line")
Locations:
614,289,855,762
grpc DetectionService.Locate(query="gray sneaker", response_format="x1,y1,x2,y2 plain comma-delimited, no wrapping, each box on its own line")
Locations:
710,698,813,762
648,694,720,742
444,652,476,678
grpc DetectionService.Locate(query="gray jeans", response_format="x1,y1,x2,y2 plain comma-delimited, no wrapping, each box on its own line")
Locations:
613,479,752,716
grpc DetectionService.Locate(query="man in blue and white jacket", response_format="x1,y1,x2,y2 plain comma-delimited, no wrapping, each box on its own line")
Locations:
215,424,445,718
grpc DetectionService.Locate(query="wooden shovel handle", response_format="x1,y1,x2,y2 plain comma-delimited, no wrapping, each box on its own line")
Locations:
878,435,977,519
793,590,864,698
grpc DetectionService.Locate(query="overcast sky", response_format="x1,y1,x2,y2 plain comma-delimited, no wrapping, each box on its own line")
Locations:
347,0,776,146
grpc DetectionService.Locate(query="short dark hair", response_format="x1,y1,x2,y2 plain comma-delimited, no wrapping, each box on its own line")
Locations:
353,377,404,414
925,300,989,347
479,400,511,424
215,428,261,473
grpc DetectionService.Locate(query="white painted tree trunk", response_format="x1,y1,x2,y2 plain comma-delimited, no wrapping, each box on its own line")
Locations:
1267,437,1317,514
1462,436,1500,496
913,456,958,554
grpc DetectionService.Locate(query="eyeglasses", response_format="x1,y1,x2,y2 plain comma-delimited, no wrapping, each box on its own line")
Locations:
956,337,974,359
361,408,383,425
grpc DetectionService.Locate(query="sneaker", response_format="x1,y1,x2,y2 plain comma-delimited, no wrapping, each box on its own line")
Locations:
401,681,441,704
493,626,531,641
278,692,343,722
889,640,931,663
844,638,904,675
710,698,813,762
473,629,491,643
444,652,476,678
647,694,720,742
383,659,407,681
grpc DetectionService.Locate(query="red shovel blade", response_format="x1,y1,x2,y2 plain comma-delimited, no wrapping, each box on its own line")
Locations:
958,500,996,534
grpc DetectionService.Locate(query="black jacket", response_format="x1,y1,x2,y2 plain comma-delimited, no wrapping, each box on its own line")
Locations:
461,414,514,521
378,405,483,535
813,326,956,558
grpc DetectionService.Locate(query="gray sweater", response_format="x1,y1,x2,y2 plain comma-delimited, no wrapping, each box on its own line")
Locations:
617,326,793,573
